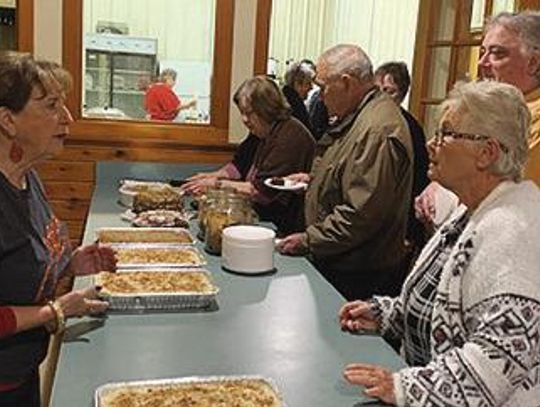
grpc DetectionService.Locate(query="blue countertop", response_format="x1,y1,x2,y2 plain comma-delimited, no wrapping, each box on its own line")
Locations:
50,161,404,407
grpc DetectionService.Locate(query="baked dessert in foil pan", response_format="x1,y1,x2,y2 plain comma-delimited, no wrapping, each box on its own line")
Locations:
112,244,206,268
97,227,194,244
95,269,218,311
95,375,285,407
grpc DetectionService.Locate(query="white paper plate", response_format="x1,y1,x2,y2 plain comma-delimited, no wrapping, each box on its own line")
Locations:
222,226,276,274
263,178,307,191
120,209,136,222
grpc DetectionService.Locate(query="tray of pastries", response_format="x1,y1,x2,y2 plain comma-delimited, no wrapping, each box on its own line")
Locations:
118,180,179,208
132,210,190,228
131,186,183,214
97,227,194,244
119,179,169,193
95,269,218,311
95,375,284,407
112,244,206,268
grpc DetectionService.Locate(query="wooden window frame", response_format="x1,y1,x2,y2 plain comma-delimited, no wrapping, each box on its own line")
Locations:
253,0,272,75
410,0,483,122
62,0,235,149
411,0,540,125
16,0,33,52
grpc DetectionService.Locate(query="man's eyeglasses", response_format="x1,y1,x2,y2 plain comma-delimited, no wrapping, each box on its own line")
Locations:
433,129,508,153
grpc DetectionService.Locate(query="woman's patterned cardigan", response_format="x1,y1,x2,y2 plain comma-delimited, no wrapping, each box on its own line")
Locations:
374,181,540,407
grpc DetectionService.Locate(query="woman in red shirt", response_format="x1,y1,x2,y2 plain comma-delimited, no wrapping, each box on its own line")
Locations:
144,68,196,121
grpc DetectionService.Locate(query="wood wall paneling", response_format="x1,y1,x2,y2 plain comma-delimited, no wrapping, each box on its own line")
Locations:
65,220,85,239
36,160,95,181
43,181,94,201
49,199,89,221
68,120,232,146
35,159,95,236
60,144,234,164
517,0,540,9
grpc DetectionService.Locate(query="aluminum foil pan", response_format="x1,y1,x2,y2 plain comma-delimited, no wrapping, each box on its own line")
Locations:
95,269,218,311
96,227,194,245
95,375,286,407
111,243,206,268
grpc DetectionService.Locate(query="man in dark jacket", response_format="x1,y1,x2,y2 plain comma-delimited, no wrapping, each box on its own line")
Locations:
278,45,413,300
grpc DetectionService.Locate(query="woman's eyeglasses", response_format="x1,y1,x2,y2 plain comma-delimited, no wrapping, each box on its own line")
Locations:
433,129,508,153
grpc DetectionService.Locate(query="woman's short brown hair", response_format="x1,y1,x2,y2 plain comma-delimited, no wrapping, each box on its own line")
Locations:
233,76,290,123
0,51,72,113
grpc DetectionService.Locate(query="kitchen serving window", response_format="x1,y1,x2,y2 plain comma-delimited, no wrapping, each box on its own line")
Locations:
82,0,215,124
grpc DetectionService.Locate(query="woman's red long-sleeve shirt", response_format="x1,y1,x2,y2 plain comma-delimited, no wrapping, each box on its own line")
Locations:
144,83,181,121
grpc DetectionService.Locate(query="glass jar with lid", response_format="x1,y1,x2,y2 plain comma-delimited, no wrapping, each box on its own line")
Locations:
197,186,237,241
204,194,254,254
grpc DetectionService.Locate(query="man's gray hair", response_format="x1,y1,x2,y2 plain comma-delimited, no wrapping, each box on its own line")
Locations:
319,44,373,82
488,11,540,81
284,61,316,87
442,80,530,182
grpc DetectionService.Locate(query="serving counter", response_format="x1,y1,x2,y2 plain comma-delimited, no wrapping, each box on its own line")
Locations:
50,161,404,406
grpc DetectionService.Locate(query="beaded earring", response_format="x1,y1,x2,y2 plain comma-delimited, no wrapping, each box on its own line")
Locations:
9,140,23,163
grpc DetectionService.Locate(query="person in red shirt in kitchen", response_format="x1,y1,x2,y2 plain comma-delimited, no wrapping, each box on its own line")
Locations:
144,68,196,121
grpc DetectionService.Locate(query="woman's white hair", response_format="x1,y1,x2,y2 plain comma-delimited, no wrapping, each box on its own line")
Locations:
284,61,315,87
319,44,373,82
442,80,530,181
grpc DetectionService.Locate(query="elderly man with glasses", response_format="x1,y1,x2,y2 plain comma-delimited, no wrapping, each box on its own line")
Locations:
416,10,540,228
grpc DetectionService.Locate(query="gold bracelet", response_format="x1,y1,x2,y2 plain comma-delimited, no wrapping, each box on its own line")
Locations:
47,300,66,334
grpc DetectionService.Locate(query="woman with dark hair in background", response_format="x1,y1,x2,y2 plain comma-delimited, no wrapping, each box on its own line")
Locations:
281,61,316,133
375,61,430,255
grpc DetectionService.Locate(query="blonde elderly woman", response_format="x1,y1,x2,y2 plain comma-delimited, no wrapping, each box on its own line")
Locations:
339,80,540,406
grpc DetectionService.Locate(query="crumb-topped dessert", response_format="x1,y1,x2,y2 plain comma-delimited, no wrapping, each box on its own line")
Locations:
98,228,192,244
132,186,183,214
99,378,282,407
114,247,203,266
96,270,215,295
